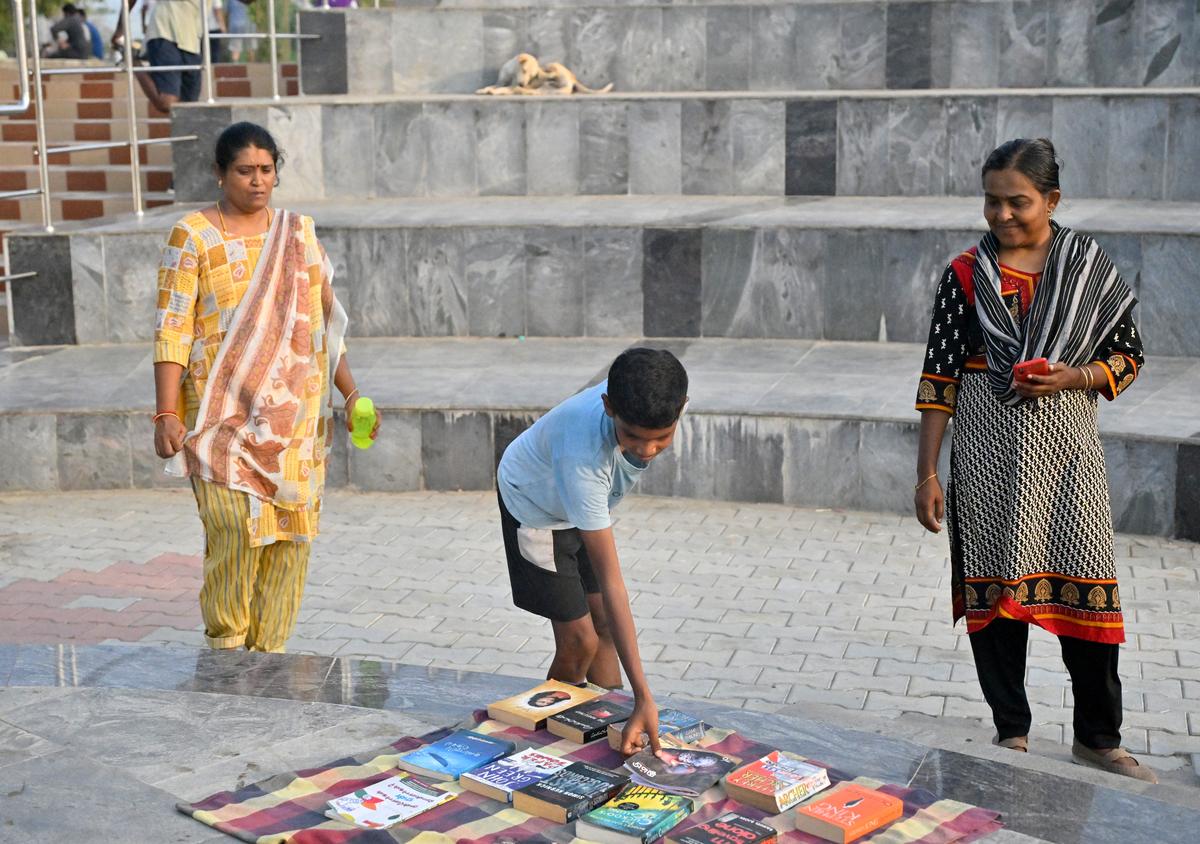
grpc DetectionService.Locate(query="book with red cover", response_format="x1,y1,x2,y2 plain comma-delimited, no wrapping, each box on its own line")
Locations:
723,750,830,812
793,782,903,843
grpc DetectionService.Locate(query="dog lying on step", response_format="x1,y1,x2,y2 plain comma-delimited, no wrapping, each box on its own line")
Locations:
477,53,613,95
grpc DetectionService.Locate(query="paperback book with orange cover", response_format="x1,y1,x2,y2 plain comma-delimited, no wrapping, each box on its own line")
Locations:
793,782,902,843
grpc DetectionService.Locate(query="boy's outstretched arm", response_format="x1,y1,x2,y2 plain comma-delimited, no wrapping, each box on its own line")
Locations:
580,526,662,756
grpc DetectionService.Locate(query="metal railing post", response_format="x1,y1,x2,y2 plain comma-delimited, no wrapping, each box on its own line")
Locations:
294,7,303,97
267,0,279,100
1,0,30,114
27,0,53,231
201,0,215,103
118,0,144,216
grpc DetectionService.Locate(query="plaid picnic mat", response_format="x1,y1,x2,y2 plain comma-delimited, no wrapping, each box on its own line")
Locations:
179,711,1003,843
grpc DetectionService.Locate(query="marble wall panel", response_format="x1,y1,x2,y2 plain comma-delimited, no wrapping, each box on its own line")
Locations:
1177,443,1200,542
614,9,664,92
838,2,888,89
583,229,643,336
705,6,750,90
998,1,1049,87
660,8,707,91
482,12,527,86
373,103,428,197
1050,97,1110,198
824,230,883,341
1090,0,1140,86
885,1,933,89
643,228,702,337
1139,235,1200,357
71,236,106,345
298,11,347,95
323,105,377,200
524,229,584,336
886,99,949,196
526,102,580,195
0,415,57,491
421,411,494,491
836,98,889,196
639,414,785,504
949,2,1000,88
318,229,353,321
1165,96,1200,201
1103,438,1177,536
681,100,733,194
424,102,478,197
857,421,924,513
268,106,325,203
785,99,837,196
348,410,421,491
994,96,1052,147
780,418,861,508
464,228,526,338
1106,98,1169,200
750,5,802,89
391,10,485,93
1140,0,1196,86
882,229,954,343
1047,0,1093,86
345,229,412,337
407,228,469,336
702,228,825,339
945,99,998,196
731,100,785,195
628,101,682,194
102,235,159,344
1093,234,1142,299
579,101,629,195
528,7,572,64
927,1,954,89
56,414,131,490
568,8,624,91
171,106,232,203
476,103,526,196
493,412,541,471
9,235,75,346
344,12,392,94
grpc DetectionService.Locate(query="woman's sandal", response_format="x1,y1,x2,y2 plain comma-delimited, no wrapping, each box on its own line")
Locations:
1071,741,1159,783
992,735,1028,752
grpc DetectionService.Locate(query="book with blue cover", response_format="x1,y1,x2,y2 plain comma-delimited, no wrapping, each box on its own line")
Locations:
460,747,573,803
395,730,516,782
577,784,694,844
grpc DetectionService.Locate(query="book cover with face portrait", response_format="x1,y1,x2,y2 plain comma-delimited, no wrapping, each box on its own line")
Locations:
488,680,603,730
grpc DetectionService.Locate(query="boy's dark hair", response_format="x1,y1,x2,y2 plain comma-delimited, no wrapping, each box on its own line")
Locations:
214,121,286,175
606,348,688,429
981,138,1061,194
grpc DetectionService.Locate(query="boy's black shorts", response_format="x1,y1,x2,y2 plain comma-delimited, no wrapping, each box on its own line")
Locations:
498,489,599,623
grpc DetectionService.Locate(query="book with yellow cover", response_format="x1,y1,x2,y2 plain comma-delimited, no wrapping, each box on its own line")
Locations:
793,782,903,843
487,680,602,730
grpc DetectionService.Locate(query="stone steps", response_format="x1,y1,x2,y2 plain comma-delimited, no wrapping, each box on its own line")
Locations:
173,89,1200,202
7,196,1196,357
0,336,1194,539
299,2,1199,96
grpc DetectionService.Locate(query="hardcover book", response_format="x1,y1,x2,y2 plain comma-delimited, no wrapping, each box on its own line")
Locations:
548,692,635,743
576,784,694,844
793,782,903,843
488,680,602,730
325,773,455,830
623,745,738,797
665,811,778,844
608,709,708,751
511,760,630,823
459,747,572,803
723,751,831,813
395,729,516,782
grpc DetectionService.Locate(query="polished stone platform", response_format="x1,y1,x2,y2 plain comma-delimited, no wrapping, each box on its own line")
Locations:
1,643,1198,843
1,337,1196,539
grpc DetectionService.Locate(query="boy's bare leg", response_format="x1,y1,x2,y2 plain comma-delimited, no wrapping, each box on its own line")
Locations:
548,614,599,684
584,593,621,688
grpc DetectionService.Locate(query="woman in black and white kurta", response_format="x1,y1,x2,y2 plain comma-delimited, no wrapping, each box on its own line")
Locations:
912,138,1156,783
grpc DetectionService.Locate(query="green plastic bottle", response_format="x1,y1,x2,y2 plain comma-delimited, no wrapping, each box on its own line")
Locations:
349,396,377,450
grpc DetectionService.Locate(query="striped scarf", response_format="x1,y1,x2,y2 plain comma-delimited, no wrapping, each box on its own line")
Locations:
973,221,1136,406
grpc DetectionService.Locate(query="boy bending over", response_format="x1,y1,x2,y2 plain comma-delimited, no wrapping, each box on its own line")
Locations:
497,348,689,755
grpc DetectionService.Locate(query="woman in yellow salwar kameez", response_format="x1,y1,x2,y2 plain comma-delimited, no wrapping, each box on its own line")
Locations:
152,122,379,653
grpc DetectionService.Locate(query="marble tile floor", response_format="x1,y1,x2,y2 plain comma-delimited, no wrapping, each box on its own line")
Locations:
0,644,1197,843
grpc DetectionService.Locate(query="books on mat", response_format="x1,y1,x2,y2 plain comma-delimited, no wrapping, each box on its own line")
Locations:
460,747,572,803
608,708,708,751
793,782,903,843
576,784,694,844
548,691,635,743
666,811,778,844
326,773,455,830
723,751,831,812
489,680,603,730
395,729,516,781
512,760,630,823
623,743,739,797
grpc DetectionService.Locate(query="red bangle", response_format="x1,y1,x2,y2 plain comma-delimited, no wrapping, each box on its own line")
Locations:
152,411,179,424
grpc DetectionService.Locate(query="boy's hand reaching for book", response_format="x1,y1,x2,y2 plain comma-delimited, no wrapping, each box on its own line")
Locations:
621,699,661,756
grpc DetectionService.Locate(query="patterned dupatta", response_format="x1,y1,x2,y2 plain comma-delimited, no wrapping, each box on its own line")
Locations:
174,210,347,542
972,221,1136,406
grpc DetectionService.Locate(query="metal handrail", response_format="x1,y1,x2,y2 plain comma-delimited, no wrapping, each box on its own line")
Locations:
0,0,30,114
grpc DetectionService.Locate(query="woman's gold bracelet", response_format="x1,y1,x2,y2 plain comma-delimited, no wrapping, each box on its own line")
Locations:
915,473,938,492
1078,365,1093,390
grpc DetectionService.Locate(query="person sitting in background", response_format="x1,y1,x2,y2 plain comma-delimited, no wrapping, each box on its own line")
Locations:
44,3,89,59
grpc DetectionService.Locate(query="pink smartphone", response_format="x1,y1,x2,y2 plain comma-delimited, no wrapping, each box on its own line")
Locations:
1013,358,1050,380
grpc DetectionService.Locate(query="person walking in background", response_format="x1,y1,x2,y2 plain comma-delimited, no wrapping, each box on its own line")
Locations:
111,0,202,112
152,122,380,653
913,138,1156,783
225,0,257,63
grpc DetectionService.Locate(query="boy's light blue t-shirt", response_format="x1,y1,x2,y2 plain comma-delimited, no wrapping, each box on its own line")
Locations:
498,381,647,531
